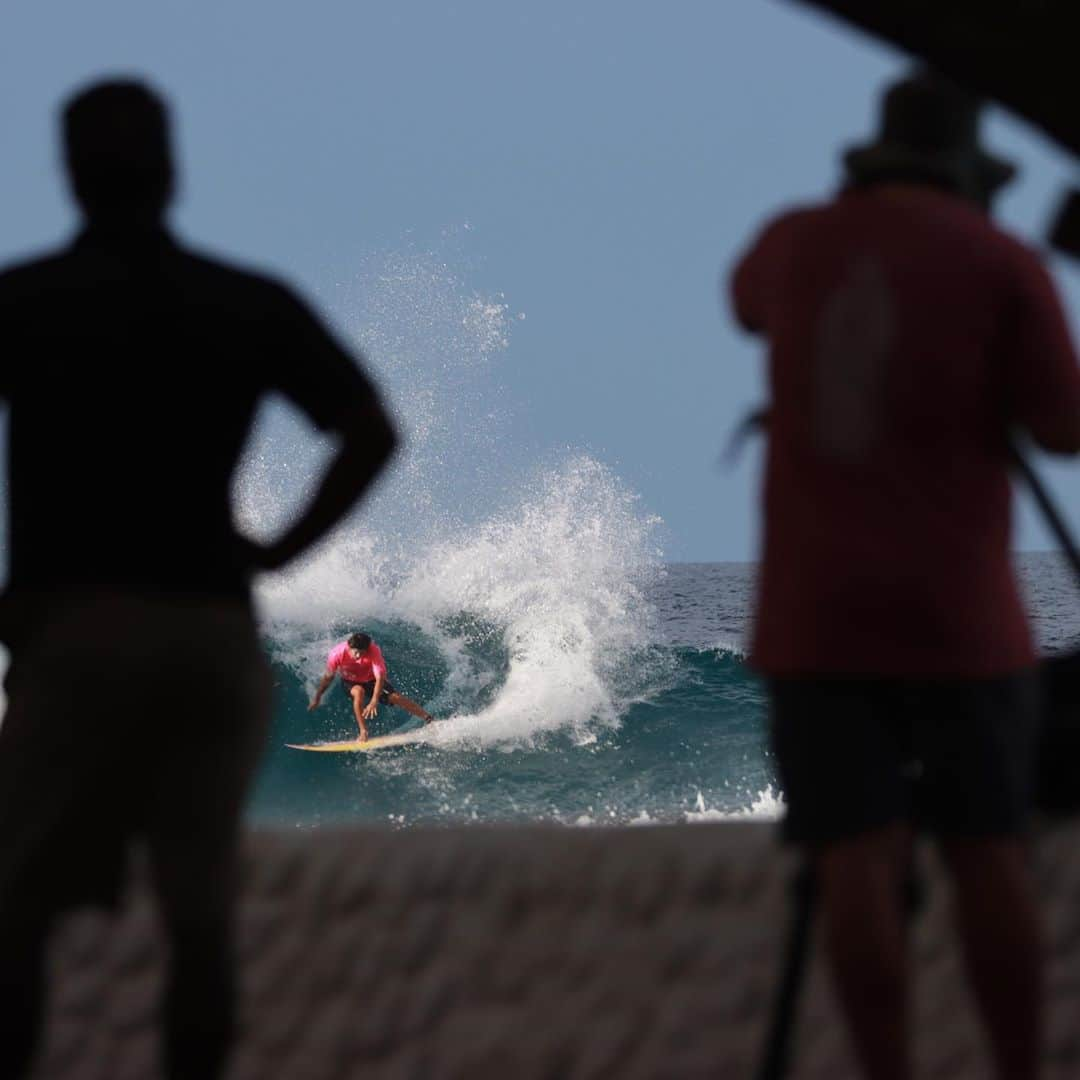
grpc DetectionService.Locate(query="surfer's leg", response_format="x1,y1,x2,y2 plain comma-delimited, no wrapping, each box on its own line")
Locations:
386,692,433,723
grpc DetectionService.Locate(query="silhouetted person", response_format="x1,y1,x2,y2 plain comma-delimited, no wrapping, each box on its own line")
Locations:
0,80,397,1078
728,71,1080,1079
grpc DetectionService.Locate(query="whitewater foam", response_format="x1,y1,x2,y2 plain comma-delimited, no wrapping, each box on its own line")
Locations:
235,237,666,750
565,787,785,828
394,455,663,744
251,453,664,749
685,785,786,823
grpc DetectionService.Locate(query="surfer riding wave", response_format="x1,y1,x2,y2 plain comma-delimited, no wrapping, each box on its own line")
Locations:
308,631,434,742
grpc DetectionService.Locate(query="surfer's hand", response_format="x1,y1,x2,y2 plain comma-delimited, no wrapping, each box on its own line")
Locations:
362,702,377,720
308,697,320,711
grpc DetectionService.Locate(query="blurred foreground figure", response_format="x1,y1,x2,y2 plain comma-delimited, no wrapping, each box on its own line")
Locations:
0,80,396,1078
729,71,1080,1079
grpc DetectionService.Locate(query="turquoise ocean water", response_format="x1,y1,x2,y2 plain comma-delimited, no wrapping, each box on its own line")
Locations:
250,553,1079,829
252,560,770,827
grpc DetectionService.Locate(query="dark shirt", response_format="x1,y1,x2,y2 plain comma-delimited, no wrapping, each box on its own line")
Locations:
0,223,382,599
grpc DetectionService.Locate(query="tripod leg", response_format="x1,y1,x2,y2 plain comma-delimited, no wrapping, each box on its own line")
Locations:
755,862,817,1080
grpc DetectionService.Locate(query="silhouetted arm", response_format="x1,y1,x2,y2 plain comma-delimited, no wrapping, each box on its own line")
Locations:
246,407,397,571
728,214,792,336
241,282,399,572
1005,252,1080,455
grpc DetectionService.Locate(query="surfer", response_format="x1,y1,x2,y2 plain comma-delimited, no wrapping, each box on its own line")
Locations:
308,632,434,742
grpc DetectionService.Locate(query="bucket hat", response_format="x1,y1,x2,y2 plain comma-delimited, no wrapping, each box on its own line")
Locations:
844,70,1017,204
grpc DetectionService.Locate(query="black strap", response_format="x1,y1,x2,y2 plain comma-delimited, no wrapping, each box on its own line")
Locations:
1008,437,1080,587
722,406,770,466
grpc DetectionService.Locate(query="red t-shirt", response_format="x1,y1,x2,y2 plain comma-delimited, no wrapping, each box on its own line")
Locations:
326,641,387,683
730,187,1080,677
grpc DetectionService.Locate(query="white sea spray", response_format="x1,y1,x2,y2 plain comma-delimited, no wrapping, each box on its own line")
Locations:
234,235,665,750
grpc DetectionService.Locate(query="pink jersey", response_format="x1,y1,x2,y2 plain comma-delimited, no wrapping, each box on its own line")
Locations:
326,641,387,683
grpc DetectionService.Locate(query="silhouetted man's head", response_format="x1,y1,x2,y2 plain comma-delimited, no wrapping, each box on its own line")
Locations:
63,80,174,223
842,69,1016,210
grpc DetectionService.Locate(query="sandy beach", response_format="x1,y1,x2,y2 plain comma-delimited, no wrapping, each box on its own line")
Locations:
25,818,1080,1079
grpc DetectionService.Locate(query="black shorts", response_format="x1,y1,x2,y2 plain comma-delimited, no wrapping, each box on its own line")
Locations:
341,678,396,705
768,672,1040,846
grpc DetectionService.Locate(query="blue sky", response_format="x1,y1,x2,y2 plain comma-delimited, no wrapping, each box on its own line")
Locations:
2,0,1078,562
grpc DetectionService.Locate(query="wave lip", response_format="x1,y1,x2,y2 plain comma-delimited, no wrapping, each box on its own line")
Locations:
393,455,664,745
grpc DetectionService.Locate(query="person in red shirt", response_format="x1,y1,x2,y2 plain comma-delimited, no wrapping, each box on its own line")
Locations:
308,631,434,742
729,70,1080,1080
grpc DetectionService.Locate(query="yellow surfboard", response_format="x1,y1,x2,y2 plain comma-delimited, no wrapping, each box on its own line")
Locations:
286,731,426,754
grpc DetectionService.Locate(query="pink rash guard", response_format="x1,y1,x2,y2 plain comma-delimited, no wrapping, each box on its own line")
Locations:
326,641,387,684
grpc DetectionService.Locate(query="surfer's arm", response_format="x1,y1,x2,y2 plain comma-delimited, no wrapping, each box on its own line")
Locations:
309,670,336,710
1005,252,1080,455
362,671,384,720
